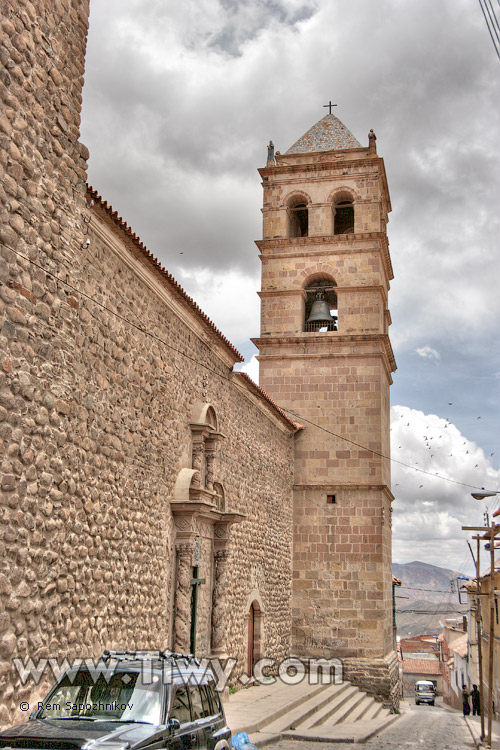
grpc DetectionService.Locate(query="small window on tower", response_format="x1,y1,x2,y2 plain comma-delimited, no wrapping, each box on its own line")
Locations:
334,200,354,235
326,494,336,504
288,201,308,237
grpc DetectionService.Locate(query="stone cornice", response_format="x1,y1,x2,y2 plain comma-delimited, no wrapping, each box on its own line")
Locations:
255,234,393,282
259,154,392,214
256,232,387,249
253,332,397,376
259,154,384,178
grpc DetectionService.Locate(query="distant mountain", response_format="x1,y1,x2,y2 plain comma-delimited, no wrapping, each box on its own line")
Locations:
392,560,468,638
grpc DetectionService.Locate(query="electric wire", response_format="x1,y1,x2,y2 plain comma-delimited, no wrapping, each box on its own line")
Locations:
4,245,498,495
283,406,497,492
479,0,500,59
487,0,500,35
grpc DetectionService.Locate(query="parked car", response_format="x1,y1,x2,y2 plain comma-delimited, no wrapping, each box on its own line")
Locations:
0,650,232,750
414,679,436,706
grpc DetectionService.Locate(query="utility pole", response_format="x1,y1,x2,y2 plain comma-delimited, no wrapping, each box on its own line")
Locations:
468,537,485,741
487,524,495,747
463,521,500,748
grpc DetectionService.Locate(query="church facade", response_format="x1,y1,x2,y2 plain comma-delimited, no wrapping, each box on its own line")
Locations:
0,0,398,726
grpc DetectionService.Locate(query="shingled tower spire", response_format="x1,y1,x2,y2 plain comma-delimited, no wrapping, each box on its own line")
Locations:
253,113,399,705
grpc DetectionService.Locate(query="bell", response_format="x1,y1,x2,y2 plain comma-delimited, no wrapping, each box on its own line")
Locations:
306,291,335,325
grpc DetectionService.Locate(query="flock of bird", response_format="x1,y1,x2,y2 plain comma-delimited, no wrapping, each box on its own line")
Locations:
390,404,494,491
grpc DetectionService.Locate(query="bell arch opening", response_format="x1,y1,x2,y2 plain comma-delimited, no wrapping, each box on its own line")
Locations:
332,191,355,235
287,195,309,238
304,277,338,332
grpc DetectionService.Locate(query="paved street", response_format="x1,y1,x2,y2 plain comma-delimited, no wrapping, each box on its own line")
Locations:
273,700,475,750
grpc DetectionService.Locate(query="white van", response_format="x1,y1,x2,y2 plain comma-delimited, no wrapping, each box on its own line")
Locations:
415,680,436,706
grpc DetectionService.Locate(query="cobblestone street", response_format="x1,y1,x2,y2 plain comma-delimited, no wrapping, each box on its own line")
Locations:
273,700,475,750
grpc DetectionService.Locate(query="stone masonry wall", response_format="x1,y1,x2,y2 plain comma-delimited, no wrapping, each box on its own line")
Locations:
1,0,91,724
0,1,295,727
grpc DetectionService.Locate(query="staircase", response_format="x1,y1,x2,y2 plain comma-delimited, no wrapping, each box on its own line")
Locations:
224,678,398,745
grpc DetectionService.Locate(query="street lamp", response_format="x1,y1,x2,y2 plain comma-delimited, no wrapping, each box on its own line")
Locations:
472,491,499,501
467,490,499,748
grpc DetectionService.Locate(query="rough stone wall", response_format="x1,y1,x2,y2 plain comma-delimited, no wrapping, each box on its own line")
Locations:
344,651,400,708
0,0,91,725
0,0,295,727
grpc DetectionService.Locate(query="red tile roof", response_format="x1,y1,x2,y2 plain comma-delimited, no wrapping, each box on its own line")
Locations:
85,186,303,433
401,658,441,676
86,186,244,363
233,371,303,431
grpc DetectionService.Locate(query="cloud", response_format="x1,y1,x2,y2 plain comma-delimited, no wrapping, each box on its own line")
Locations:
235,355,259,383
176,267,260,353
391,406,500,574
415,346,440,362
80,1,500,570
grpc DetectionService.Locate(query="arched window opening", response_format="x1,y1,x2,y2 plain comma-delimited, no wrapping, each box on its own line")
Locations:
304,279,337,333
205,406,217,430
213,482,225,512
288,200,309,237
333,199,354,235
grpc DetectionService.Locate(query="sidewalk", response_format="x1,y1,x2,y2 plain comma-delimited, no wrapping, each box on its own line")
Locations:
465,713,500,749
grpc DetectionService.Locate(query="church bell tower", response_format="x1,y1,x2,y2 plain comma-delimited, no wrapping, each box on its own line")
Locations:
253,114,399,704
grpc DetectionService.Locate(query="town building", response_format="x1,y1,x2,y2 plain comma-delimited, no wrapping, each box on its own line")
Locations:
439,618,468,710
464,564,500,723
399,636,442,696
0,0,399,724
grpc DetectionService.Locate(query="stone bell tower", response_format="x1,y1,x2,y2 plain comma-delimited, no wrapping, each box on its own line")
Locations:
253,114,399,704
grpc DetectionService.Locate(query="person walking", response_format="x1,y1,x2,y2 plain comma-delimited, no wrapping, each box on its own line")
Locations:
462,685,471,716
471,684,480,716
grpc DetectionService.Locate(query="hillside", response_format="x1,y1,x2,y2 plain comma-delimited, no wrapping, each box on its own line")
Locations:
393,560,469,638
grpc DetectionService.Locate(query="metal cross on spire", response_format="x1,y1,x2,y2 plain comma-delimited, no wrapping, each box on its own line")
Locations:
323,101,337,115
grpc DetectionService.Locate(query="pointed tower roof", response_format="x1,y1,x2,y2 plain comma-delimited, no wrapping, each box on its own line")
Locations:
285,114,361,155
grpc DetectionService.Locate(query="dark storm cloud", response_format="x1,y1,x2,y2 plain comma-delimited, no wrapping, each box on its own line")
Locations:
208,0,318,55
81,0,500,567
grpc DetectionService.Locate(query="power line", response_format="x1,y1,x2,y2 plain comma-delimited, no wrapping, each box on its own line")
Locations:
283,407,497,492
487,0,500,36
4,245,497,495
400,585,464,594
479,0,500,60
396,608,465,615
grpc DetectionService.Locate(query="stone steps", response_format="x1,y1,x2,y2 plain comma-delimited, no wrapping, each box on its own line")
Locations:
259,682,349,734
225,676,398,747
244,680,396,745
296,683,360,728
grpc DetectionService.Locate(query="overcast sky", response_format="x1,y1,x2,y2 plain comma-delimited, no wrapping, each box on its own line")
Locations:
80,0,500,576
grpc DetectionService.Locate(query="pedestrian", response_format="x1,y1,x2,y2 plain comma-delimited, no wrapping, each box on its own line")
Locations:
471,684,480,715
462,684,471,716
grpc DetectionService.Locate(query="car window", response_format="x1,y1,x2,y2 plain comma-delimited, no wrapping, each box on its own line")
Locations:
189,685,210,720
36,670,162,725
170,685,192,725
206,681,222,715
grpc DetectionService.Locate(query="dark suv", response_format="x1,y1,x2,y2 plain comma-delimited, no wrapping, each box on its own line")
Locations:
0,650,232,750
